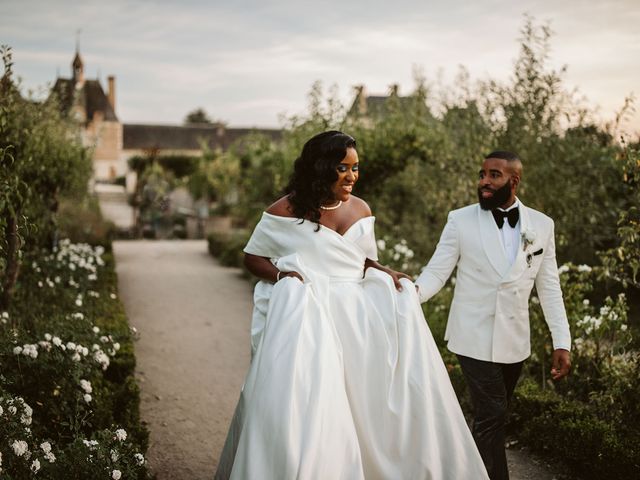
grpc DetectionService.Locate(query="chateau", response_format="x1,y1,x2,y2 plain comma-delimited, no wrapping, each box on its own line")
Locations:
50,50,280,187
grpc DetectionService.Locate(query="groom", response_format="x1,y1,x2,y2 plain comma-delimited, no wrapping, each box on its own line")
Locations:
415,151,571,480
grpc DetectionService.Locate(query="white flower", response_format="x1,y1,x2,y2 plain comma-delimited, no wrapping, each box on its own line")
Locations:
72,352,81,362
134,453,145,466
66,342,76,350
80,379,92,393
92,326,100,334
578,264,592,273
110,293,117,299
44,333,52,341
54,276,61,283
52,336,62,347
11,440,29,456
40,442,52,454
75,299,83,307
112,470,122,480
558,265,570,275
9,406,17,415
114,429,127,441
583,299,590,306
83,394,92,403
521,228,536,244
600,306,611,317
13,346,23,355
1,311,8,318
621,324,628,332
531,296,540,305
38,281,43,288
44,451,56,463
111,449,119,462
113,343,120,351
94,349,110,370
31,459,41,473
22,344,38,359
82,439,99,449
376,239,386,251
100,336,109,344
0,405,3,415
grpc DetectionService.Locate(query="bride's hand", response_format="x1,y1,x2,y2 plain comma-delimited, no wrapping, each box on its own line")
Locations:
387,269,412,291
278,271,304,283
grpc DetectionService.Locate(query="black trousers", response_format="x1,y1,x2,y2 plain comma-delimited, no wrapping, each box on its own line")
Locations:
456,354,524,480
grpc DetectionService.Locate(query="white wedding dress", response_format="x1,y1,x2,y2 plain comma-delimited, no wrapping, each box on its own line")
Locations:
215,213,488,480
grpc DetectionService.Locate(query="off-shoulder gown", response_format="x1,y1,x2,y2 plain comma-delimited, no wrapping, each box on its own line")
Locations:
214,213,488,480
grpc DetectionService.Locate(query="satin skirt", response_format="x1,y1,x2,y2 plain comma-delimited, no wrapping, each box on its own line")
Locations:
215,258,488,480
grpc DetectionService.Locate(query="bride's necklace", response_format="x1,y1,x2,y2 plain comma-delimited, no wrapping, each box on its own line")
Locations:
320,200,342,211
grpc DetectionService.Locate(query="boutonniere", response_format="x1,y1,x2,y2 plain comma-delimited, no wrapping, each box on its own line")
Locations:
521,229,537,268
521,229,536,251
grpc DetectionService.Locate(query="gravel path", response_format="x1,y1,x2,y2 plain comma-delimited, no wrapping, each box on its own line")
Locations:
114,240,253,479
113,239,570,480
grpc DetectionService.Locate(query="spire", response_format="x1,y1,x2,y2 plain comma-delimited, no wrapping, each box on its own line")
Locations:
72,29,84,85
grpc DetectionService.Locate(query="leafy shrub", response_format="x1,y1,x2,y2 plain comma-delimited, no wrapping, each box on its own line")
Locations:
207,230,250,268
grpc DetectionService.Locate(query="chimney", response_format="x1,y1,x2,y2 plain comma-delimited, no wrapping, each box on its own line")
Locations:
107,75,116,112
353,84,367,115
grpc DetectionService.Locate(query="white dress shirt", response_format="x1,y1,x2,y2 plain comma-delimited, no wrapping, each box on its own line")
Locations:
496,200,520,266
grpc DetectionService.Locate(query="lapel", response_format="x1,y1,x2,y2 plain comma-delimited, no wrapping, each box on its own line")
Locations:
477,205,510,277
501,199,532,284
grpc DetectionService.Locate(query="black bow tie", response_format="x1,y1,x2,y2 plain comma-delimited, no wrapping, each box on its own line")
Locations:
492,208,519,229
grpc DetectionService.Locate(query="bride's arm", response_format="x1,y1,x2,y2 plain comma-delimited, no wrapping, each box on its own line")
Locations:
244,253,303,283
364,258,412,291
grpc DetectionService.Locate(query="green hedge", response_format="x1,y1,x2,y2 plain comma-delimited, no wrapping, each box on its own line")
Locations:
510,379,640,479
207,230,250,268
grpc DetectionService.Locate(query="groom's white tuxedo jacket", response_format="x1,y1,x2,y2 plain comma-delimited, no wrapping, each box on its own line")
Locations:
415,199,571,364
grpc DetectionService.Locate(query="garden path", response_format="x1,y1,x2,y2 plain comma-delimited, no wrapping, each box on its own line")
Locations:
113,240,253,479
113,239,571,480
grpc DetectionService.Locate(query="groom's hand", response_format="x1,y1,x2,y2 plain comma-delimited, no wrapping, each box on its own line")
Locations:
551,349,571,380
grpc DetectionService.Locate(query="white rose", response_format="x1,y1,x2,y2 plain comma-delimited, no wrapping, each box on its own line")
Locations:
114,429,127,441
13,346,22,355
83,394,92,403
40,442,52,453
11,440,28,456
112,469,122,480
134,453,145,466
31,459,41,473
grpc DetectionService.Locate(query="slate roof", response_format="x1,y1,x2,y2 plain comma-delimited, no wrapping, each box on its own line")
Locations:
122,124,281,151
50,78,118,123
348,88,414,117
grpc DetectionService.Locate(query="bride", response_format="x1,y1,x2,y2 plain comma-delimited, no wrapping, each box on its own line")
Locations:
215,131,488,479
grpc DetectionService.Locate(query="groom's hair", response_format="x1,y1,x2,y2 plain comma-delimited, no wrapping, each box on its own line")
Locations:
485,150,522,177
485,150,521,163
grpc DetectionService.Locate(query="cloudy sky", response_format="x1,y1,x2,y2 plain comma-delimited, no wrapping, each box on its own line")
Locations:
2,0,639,135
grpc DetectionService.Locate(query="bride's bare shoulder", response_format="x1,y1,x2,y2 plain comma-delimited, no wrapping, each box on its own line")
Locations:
266,196,296,217
348,195,373,217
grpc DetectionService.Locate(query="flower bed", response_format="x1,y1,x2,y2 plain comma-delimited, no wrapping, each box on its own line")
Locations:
0,240,148,479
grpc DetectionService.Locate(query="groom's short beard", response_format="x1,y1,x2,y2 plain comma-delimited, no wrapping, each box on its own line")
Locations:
478,180,512,210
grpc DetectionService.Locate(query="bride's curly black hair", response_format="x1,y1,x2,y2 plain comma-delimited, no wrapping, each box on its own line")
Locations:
285,130,356,227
